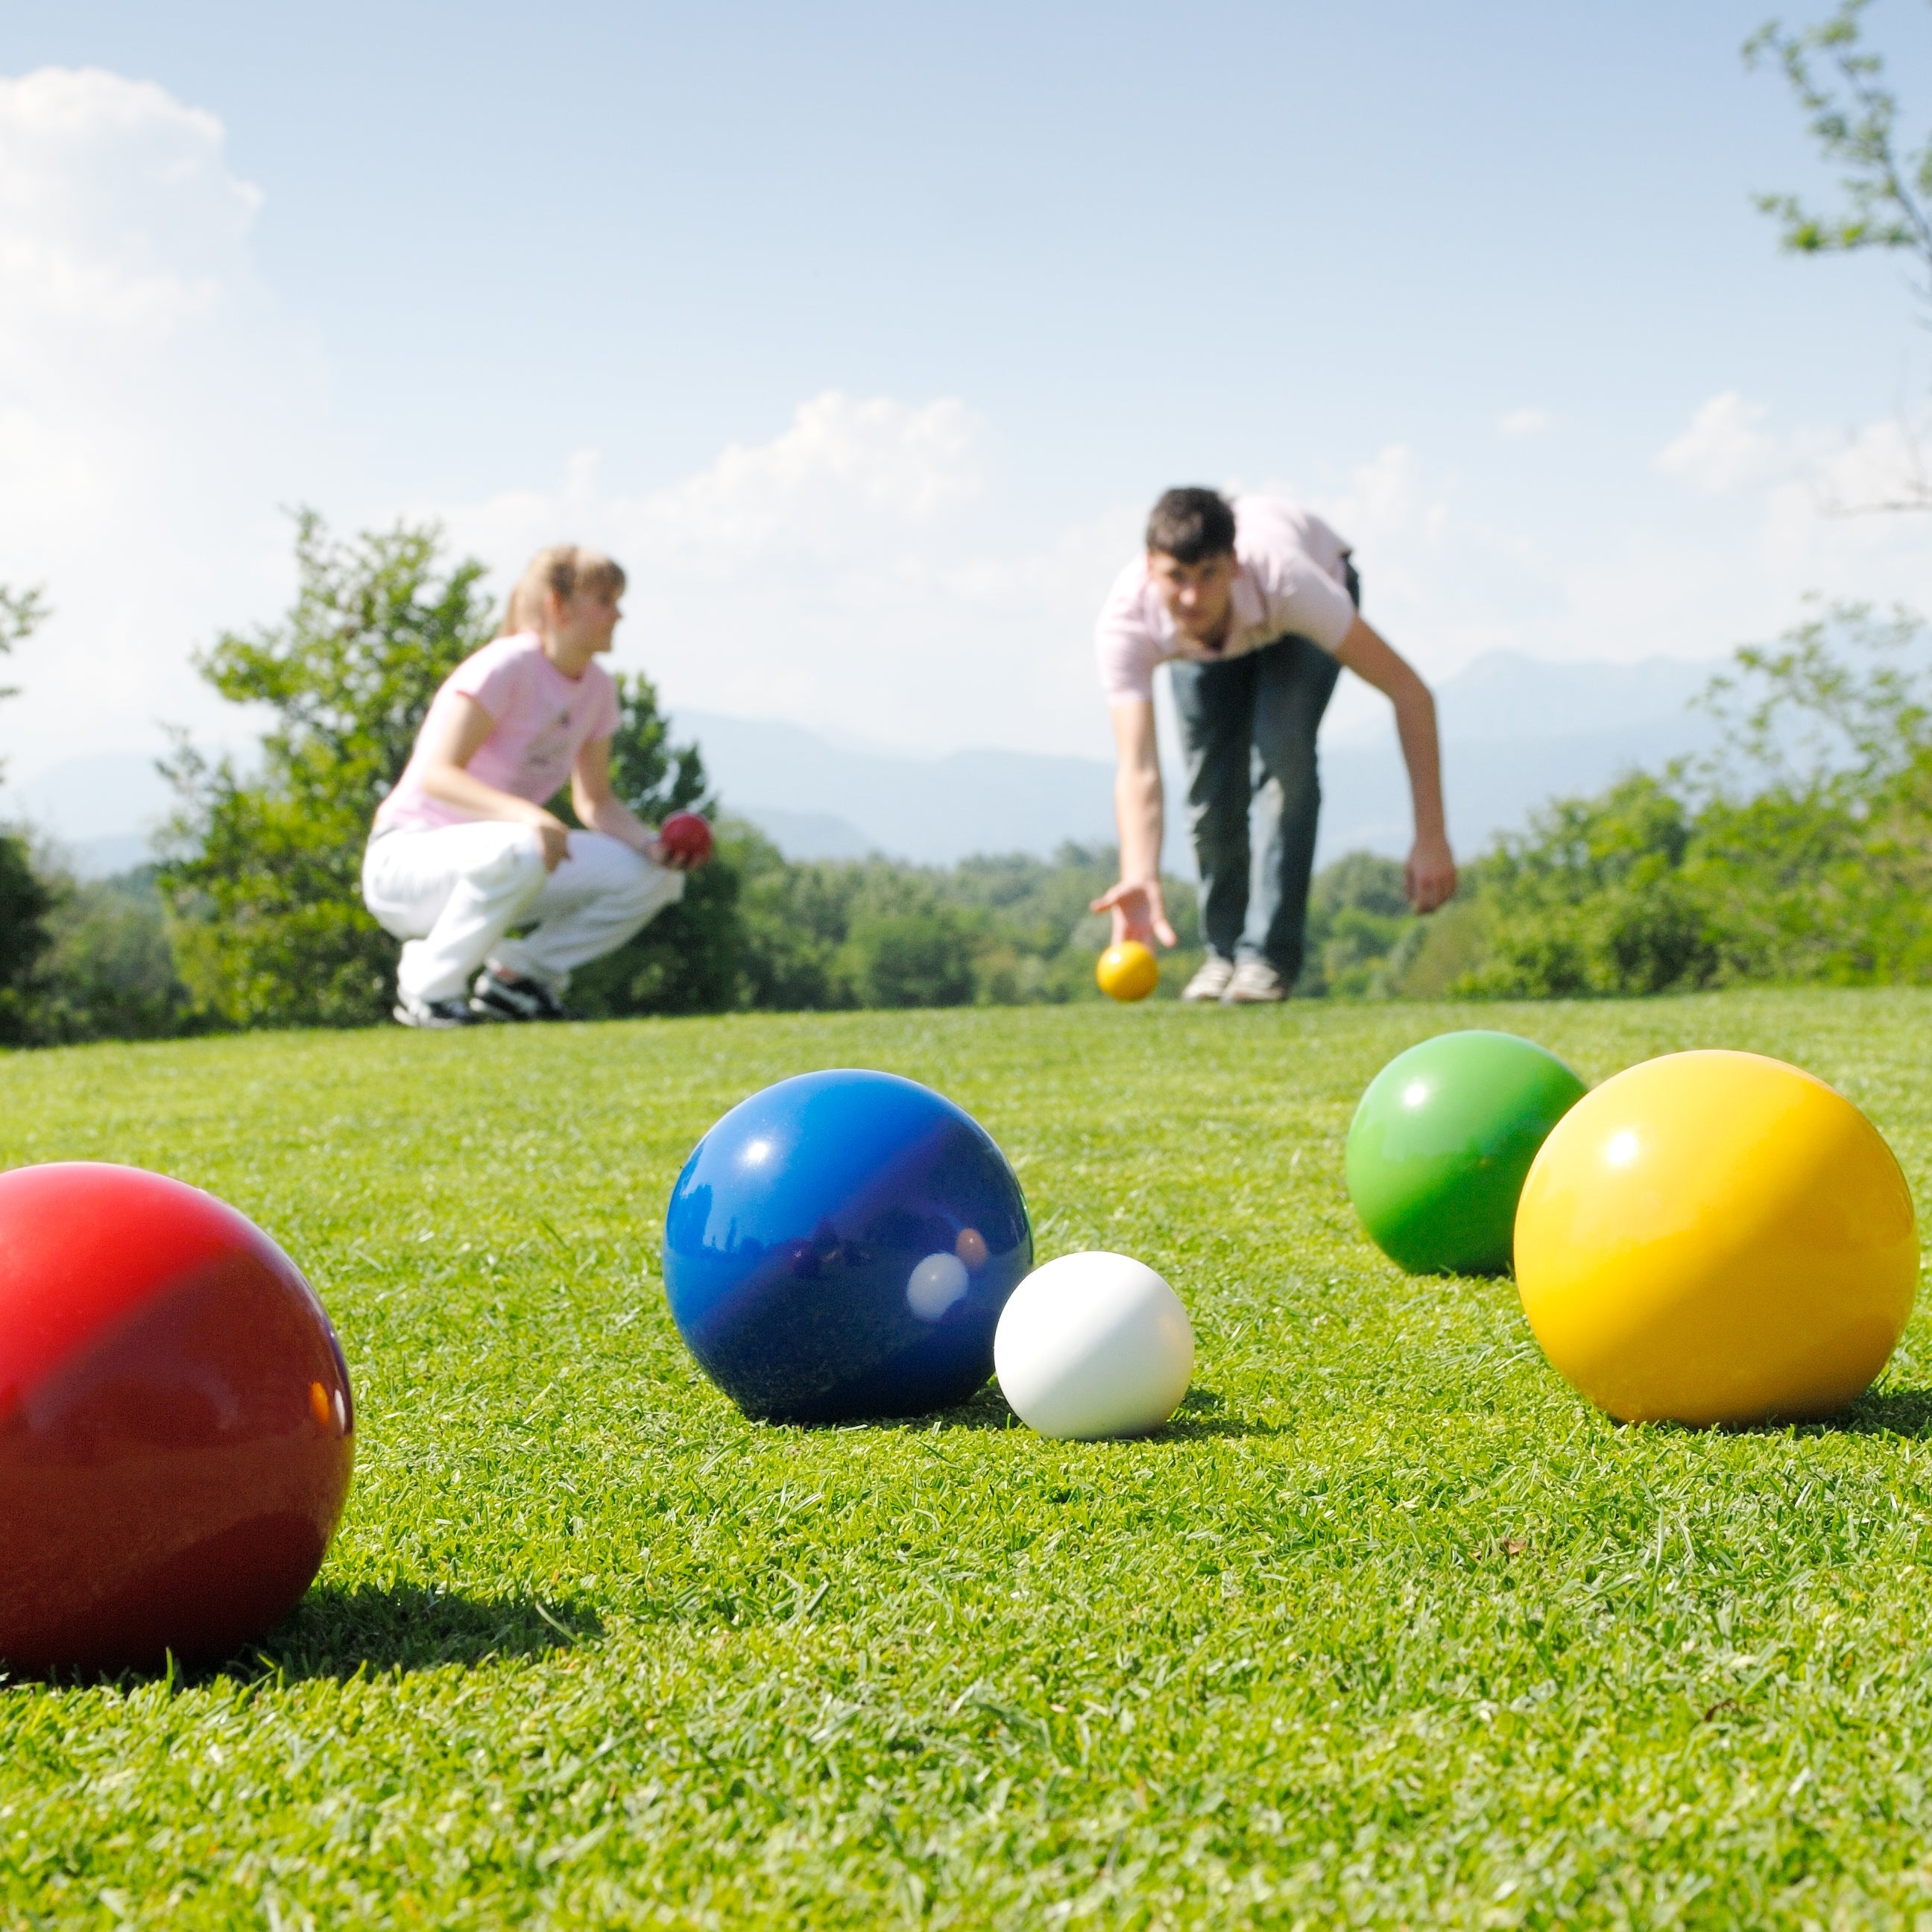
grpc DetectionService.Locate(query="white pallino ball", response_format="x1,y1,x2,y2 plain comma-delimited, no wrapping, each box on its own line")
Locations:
994,1251,1194,1439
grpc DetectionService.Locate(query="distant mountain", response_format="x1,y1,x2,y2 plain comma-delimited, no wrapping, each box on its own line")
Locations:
1430,651,1721,744
10,750,174,845
2,754,172,877
734,804,874,860
63,833,156,880
675,712,1119,866
680,650,1726,867
3,652,1731,879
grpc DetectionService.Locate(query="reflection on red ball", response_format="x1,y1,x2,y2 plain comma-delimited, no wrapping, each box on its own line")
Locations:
659,811,713,865
0,1164,355,1672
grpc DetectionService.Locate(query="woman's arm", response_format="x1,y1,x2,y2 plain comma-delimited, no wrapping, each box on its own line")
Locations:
1332,616,1458,912
416,693,570,870
569,737,652,854
570,739,701,868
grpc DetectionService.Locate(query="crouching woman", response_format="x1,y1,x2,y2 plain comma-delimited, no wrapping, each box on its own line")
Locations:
363,543,704,1027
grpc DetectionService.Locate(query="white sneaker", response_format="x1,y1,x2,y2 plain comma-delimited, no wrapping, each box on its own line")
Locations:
1224,958,1287,1003
394,994,484,1029
1181,956,1235,1003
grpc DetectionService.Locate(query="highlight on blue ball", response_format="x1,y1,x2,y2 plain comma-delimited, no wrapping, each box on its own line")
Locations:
662,1070,1032,1424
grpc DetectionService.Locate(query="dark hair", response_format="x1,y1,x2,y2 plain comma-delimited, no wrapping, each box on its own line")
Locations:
1146,487,1237,564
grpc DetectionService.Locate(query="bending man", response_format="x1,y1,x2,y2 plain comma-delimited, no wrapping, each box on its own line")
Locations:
1091,487,1456,1003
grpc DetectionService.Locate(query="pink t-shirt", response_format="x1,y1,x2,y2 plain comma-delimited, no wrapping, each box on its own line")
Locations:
374,632,622,834
1095,496,1356,704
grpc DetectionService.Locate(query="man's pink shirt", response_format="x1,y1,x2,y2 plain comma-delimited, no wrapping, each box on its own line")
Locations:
1095,495,1356,704
374,632,622,835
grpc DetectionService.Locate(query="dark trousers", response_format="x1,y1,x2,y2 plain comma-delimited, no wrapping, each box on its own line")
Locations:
1168,568,1357,982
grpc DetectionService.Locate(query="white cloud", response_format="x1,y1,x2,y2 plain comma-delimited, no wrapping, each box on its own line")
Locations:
641,393,983,552
12,65,1932,838
0,69,260,339
1497,407,1553,438
0,67,328,795
1659,392,1932,513
431,394,1134,758
1647,394,1932,616
1655,391,1784,494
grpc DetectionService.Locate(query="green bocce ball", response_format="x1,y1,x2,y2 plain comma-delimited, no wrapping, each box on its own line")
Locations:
1345,1030,1588,1276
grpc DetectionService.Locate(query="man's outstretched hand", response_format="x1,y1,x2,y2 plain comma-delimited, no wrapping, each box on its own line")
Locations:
1406,836,1458,915
1089,878,1178,950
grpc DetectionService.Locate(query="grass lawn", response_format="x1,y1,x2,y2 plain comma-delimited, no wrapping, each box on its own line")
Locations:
5,990,1932,1929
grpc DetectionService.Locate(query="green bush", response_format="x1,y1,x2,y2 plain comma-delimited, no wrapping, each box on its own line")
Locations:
1298,851,1414,997
0,830,55,1046
1452,603,1932,997
0,585,54,1044
28,865,195,1044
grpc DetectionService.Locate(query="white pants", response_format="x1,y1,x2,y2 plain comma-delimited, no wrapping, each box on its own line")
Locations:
362,824,685,1005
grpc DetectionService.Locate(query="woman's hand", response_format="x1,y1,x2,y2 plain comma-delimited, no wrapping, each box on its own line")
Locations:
1406,834,1458,914
1088,877,1178,949
535,821,570,871
647,836,701,872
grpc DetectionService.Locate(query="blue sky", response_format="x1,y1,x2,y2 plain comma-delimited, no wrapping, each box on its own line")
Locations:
3,0,1931,781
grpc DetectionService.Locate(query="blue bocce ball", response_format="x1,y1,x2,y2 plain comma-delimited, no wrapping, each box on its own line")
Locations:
662,1070,1032,1424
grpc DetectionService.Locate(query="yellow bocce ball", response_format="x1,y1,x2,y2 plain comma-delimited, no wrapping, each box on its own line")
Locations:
1096,941,1160,1003
1514,1050,1918,1426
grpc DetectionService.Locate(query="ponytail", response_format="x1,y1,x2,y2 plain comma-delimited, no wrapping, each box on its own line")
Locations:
498,543,627,637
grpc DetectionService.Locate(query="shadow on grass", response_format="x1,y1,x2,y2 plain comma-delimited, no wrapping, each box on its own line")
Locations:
815,1383,1283,1442
0,1586,602,1692
1618,1386,1932,1442
1807,1386,1932,1439
1158,1387,1288,1442
847,1384,1023,1433
247,1582,603,1681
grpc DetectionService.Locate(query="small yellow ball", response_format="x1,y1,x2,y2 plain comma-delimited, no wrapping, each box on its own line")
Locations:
1515,1049,1917,1425
1095,942,1160,1003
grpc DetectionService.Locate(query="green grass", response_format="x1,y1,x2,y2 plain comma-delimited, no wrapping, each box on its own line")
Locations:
5,991,1932,1929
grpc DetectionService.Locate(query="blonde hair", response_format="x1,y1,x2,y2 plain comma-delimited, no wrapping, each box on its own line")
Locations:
498,543,627,637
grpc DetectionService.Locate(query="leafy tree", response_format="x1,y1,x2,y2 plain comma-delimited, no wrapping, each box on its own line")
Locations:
1297,852,1415,997
1687,599,1932,979
0,584,54,1045
31,865,195,1044
162,513,493,1028
841,909,976,1008
1749,2,1932,279
1452,602,1932,996
1748,0,1932,506
1456,775,1712,998
731,856,964,1010
0,836,55,1045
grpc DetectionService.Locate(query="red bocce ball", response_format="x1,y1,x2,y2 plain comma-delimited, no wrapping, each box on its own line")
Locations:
0,1163,355,1672
658,811,714,866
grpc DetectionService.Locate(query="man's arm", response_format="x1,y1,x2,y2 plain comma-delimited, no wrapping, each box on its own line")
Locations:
1332,616,1459,912
1088,698,1178,947
569,739,702,869
417,693,571,871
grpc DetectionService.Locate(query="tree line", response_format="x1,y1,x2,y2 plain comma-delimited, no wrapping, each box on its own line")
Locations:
19,523,1932,1044
10,514,1932,1045
0,516,1230,1045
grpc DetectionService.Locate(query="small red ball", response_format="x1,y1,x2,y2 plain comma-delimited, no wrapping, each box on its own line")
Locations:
659,811,713,865
0,1163,355,1672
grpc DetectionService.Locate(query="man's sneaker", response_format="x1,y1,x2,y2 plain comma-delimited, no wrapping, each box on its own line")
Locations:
394,994,484,1029
471,967,572,1023
1181,956,1236,1003
1223,957,1287,1004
